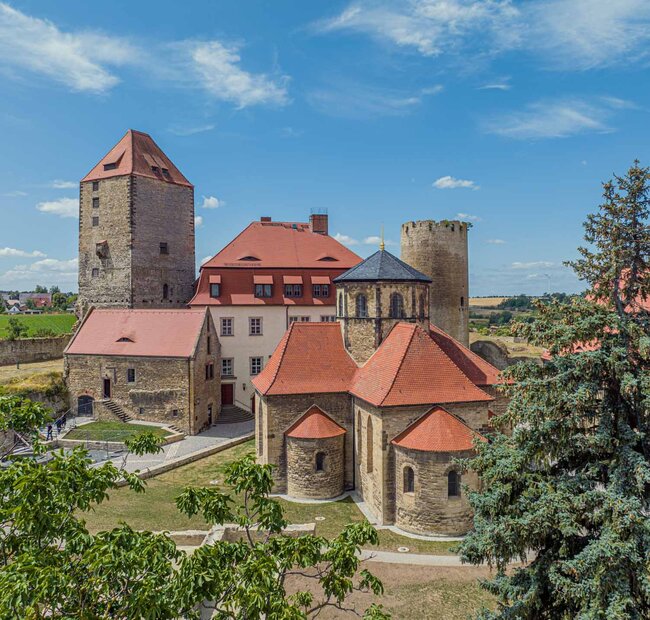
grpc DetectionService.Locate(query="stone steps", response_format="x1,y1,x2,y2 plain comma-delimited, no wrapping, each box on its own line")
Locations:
217,405,254,424
102,399,133,423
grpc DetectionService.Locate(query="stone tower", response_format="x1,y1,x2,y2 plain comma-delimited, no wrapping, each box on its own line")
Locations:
400,220,469,346
333,249,431,364
78,130,195,314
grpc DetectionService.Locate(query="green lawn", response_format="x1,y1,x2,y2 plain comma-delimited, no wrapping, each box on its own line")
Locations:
66,421,171,442
82,439,457,554
0,314,76,339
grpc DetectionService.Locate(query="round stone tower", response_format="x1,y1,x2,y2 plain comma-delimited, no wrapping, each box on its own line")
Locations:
400,220,469,346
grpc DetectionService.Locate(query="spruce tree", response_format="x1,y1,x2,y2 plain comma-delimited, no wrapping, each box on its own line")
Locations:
459,161,650,619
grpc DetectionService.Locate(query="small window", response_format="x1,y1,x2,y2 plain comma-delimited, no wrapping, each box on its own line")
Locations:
290,316,311,323
162,284,169,300
103,163,117,171
161,168,170,179
221,358,234,377
356,294,368,318
92,216,99,227
239,256,261,261
210,283,220,298
221,317,234,337
315,452,326,472
254,284,273,298
317,256,337,262
249,317,262,336
205,363,215,380
460,296,465,308
389,293,405,319
91,268,99,278
320,315,336,322
338,294,344,317
312,284,330,298
366,417,374,473
92,181,99,191
448,471,461,497
171,409,179,418
151,166,160,174
403,466,415,493
250,357,263,376
127,368,136,383
419,295,425,320
92,197,99,208
138,407,144,416
207,336,211,354
284,284,303,298
160,242,168,255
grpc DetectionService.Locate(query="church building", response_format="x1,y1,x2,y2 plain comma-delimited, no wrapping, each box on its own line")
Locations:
252,247,502,536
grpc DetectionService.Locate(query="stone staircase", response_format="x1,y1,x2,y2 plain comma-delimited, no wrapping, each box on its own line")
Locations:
217,404,254,424
101,399,133,423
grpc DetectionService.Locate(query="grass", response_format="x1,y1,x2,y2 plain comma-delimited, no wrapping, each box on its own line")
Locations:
0,369,66,402
0,359,63,384
469,297,508,308
66,421,171,442
0,314,76,339
82,439,457,554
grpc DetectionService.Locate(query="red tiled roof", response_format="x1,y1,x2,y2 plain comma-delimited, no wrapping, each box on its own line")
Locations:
429,324,501,386
351,323,492,407
81,130,192,187
252,322,358,395
391,406,487,452
65,308,207,358
285,405,346,439
201,221,361,269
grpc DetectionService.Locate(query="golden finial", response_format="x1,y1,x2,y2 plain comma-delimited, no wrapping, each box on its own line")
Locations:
380,224,385,251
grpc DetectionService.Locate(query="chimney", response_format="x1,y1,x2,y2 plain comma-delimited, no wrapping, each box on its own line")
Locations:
309,213,328,235
260,216,272,222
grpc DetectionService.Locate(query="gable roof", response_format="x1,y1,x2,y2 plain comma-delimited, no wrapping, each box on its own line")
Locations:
392,406,487,452
252,322,358,396
351,323,492,407
81,130,192,187
333,250,431,283
65,308,207,358
429,324,501,386
285,405,346,439
201,221,361,270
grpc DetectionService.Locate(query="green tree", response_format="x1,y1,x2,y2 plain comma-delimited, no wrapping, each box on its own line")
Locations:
49,285,60,295
33,285,47,294
459,161,650,619
0,396,388,619
51,292,67,309
5,316,27,341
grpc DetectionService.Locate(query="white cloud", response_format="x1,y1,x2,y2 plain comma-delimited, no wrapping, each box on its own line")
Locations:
0,2,137,93
200,255,213,266
334,233,360,246
0,257,78,286
479,81,511,91
433,175,479,190
168,123,215,136
187,41,289,108
4,190,27,197
486,238,506,244
363,236,396,246
456,212,481,222
50,179,76,189
194,215,204,228
36,197,78,218
483,98,628,139
511,261,555,269
0,247,46,258
200,195,224,209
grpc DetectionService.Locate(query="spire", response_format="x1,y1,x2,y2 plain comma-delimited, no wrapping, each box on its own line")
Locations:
380,224,385,251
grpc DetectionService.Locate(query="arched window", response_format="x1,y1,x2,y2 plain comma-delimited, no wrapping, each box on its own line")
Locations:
357,410,362,455
366,417,373,473
315,452,326,472
403,466,415,493
162,283,169,300
356,294,368,318
418,295,425,320
448,470,461,497
338,294,344,317
389,293,404,319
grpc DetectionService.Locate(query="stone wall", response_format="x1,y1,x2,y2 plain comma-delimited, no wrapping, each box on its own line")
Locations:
394,446,478,535
258,392,353,494
287,435,345,499
190,312,220,431
0,336,70,366
401,220,469,346
470,339,533,370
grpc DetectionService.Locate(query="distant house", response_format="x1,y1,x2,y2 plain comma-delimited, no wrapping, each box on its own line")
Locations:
7,305,20,315
19,293,52,306
64,307,220,434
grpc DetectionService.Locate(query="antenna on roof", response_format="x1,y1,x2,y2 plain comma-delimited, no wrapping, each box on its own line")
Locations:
380,224,385,251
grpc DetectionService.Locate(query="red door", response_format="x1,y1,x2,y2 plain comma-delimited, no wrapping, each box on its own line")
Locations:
221,384,234,405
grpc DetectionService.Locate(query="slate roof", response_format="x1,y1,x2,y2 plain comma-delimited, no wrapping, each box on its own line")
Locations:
285,406,346,439
391,406,487,452
333,250,431,283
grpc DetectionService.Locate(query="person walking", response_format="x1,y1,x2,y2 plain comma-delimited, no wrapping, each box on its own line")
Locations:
46,424,53,441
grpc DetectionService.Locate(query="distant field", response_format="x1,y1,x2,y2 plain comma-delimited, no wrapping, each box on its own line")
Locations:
469,297,508,308
0,314,76,339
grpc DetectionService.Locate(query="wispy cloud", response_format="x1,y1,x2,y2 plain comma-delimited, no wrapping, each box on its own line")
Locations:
363,236,396,246
456,212,481,222
3,190,27,197
433,175,479,190
36,197,78,218
194,215,204,228
511,261,555,269
486,238,506,244
0,257,78,285
479,79,511,91
0,247,46,258
483,97,630,139
334,233,360,246
200,255,213,266
50,179,76,189
168,123,215,136
200,195,224,209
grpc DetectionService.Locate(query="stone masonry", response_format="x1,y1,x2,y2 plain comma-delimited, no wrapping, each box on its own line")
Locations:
287,434,345,499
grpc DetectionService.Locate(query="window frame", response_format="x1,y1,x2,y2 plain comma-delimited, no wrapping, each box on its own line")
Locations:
250,356,263,376
284,284,303,298
92,181,99,192
312,284,330,298
221,357,234,377
220,317,234,337
249,317,263,336
389,292,405,319
254,283,273,298
126,368,136,384
356,293,368,318
209,283,221,298
92,197,99,208
315,452,326,472
91,267,99,278
403,466,415,494
92,216,99,227
159,242,169,255
447,470,461,498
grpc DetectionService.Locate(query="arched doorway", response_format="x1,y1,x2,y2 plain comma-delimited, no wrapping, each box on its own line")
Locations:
77,395,94,416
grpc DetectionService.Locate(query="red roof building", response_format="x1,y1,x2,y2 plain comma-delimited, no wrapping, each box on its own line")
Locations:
286,405,346,439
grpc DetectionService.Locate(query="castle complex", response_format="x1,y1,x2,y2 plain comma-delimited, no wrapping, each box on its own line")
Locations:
64,129,504,536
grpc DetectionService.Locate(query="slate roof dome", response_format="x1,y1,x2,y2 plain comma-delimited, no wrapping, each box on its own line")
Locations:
333,249,432,283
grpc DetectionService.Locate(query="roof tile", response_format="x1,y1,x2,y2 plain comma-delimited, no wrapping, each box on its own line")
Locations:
285,405,346,439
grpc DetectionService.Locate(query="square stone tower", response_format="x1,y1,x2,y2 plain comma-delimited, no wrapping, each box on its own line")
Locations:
78,130,195,314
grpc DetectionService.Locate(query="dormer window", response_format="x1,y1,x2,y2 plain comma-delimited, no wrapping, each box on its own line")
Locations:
103,163,117,171
151,166,160,174
117,337,133,343
161,168,170,179
239,256,261,262
317,256,337,262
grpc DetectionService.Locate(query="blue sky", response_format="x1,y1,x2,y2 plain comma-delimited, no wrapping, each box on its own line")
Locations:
0,0,649,295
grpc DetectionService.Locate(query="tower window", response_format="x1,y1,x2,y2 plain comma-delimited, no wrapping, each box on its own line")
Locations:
91,268,99,278
92,216,99,227
162,284,169,300
315,452,326,472
92,181,99,191
403,466,415,494
92,197,99,208
460,296,465,307
356,294,368,318
448,470,461,497
160,242,169,255
389,293,405,319
127,368,136,383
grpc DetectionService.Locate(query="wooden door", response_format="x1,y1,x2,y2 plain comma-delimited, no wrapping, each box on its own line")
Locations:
221,383,234,405
103,378,111,399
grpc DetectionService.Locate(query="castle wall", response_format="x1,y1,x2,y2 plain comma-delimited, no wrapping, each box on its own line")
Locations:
286,434,345,499
401,220,469,346
190,312,220,432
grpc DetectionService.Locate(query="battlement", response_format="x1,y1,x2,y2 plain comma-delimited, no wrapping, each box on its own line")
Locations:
402,220,468,236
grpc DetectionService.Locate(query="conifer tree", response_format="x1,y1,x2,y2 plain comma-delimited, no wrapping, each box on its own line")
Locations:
459,161,650,619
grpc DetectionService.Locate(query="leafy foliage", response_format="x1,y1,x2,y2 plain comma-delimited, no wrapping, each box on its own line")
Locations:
459,161,650,619
5,316,27,341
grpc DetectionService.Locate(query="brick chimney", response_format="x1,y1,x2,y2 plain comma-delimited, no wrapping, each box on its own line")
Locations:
309,213,328,235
